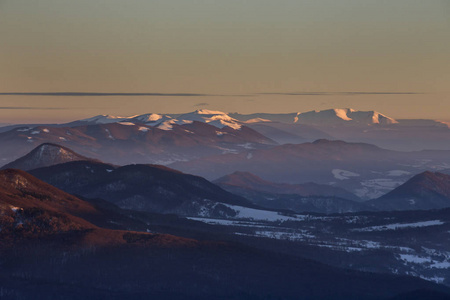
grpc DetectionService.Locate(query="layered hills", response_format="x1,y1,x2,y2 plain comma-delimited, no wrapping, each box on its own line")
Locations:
0,170,449,300
214,171,367,213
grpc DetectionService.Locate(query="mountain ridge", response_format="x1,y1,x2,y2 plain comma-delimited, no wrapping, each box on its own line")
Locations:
370,171,450,211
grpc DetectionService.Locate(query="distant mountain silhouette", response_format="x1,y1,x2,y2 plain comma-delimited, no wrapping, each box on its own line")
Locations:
171,139,450,200
214,171,359,199
370,171,450,211
214,171,370,213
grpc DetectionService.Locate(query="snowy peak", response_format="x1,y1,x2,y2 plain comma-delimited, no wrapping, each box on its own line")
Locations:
333,108,353,121
295,108,398,126
132,113,164,123
177,110,242,130
1,143,95,171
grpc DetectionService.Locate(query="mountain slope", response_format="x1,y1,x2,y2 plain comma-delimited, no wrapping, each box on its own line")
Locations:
29,160,256,217
370,171,450,211
0,169,137,246
1,143,96,171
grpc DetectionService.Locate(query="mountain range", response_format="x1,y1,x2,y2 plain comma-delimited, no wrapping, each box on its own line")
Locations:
171,139,450,199
1,109,449,164
6,143,450,214
231,109,450,150
0,111,275,166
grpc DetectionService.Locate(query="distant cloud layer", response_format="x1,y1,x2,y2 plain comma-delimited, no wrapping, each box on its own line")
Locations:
0,92,424,98
0,106,66,110
259,92,426,96
194,102,209,107
0,92,213,97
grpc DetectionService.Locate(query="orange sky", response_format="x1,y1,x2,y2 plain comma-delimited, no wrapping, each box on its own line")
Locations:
0,0,449,123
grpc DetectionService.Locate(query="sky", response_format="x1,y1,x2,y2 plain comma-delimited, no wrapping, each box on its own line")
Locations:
0,0,449,123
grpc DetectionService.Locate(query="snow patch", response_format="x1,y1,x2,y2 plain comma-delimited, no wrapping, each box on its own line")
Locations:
400,254,430,264
135,113,163,123
332,169,360,180
105,129,114,140
333,109,353,121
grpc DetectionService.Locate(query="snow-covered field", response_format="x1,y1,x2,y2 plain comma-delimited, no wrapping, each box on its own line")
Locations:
355,220,444,232
187,210,449,285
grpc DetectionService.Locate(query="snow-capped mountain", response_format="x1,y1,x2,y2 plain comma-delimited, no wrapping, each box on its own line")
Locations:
293,108,398,126
230,109,398,126
232,109,450,151
1,108,449,153
69,109,243,131
75,114,135,124
1,143,95,171
175,109,242,130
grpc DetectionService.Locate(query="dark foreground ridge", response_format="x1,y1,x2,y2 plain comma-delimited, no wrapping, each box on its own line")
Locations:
1,169,449,300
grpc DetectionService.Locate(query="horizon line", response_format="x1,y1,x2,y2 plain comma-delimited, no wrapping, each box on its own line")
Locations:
0,91,427,97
